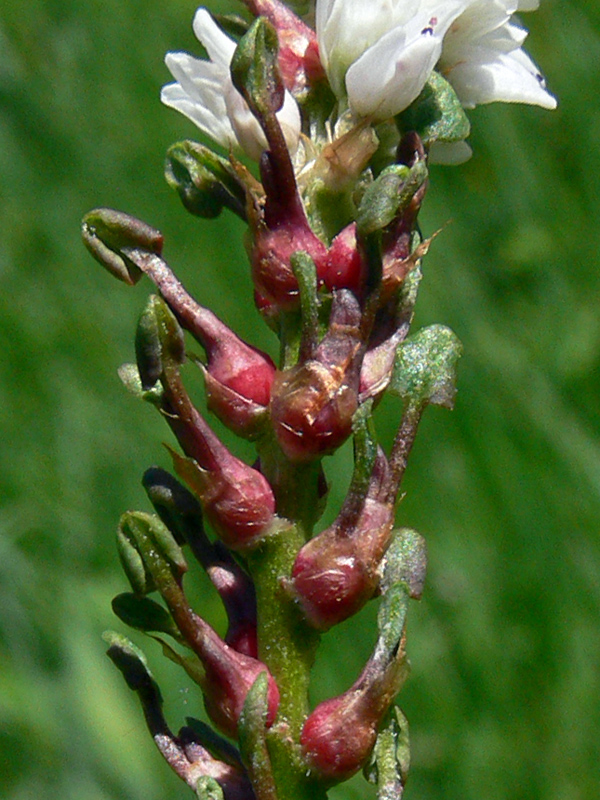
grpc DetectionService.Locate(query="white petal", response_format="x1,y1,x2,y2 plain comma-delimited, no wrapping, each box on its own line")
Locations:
346,29,442,120
225,88,269,161
161,83,237,148
447,45,556,108
162,52,237,147
317,0,418,97
192,7,237,67
345,3,466,120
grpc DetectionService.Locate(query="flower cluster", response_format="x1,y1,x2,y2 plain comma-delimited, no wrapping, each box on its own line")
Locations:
162,0,555,164
83,1,554,798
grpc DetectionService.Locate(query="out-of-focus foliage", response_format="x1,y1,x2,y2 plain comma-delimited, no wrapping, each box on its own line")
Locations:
1,1,599,798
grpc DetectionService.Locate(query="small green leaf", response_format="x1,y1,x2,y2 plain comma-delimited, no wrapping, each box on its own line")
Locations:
381,528,427,600
135,295,185,390
238,673,278,800
376,583,409,661
195,777,225,800
103,631,162,699
117,511,188,596
356,165,412,236
398,71,470,147
291,251,319,360
111,592,184,641
348,400,377,499
389,324,462,409
364,707,410,800
230,17,284,117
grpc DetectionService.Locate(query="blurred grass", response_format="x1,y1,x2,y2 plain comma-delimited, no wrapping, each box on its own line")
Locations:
1,1,599,798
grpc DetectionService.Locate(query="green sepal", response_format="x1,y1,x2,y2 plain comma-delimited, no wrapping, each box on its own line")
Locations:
103,630,162,700
111,592,185,643
135,295,185,391
117,363,164,405
381,528,427,600
389,324,462,409
230,16,284,117
364,706,410,800
398,71,470,148
82,208,162,285
165,140,247,221
238,672,278,800
117,511,187,596
195,777,225,800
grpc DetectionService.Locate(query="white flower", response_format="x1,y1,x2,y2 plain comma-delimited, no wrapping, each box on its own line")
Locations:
316,0,556,122
161,8,301,161
438,0,557,110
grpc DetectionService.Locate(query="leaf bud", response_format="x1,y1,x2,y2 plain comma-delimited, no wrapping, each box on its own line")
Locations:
117,511,187,596
81,208,163,285
165,140,247,221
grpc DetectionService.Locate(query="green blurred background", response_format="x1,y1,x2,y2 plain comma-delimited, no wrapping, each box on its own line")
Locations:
2,1,599,798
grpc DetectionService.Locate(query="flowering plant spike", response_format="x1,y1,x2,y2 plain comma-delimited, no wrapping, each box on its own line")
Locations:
83,1,555,797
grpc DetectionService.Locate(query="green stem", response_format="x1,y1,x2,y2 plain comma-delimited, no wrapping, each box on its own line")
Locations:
247,521,323,800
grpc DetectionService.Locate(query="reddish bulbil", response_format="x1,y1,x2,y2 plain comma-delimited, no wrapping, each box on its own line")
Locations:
301,633,407,782
320,223,367,294
291,498,393,629
270,290,364,461
166,402,276,549
187,612,280,738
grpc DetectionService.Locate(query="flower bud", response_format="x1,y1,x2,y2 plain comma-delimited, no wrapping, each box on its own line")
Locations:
270,290,363,461
290,447,393,629
201,366,270,440
320,222,367,295
300,637,408,782
81,208,163,285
